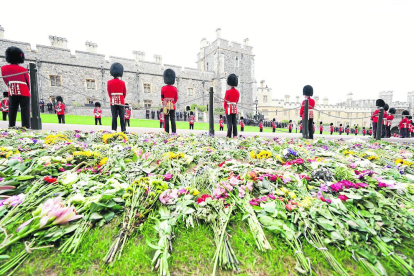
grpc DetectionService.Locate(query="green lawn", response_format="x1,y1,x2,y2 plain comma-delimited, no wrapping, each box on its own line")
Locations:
13,113,360,135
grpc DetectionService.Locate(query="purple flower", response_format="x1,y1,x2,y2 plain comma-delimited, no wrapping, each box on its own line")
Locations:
0,178,3,182
32,139,38,144
283,177,291,184
287,148,297,156
322,146,329,151
319,183,329,192
164,173,173,181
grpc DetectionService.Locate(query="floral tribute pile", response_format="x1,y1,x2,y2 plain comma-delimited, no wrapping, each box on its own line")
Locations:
0,128,413,275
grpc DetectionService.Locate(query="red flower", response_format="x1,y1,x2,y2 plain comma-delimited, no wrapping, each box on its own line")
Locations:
43,176,57,184
338,195,348,201
285,204,297,211
218,161,226,167
197,194,212,204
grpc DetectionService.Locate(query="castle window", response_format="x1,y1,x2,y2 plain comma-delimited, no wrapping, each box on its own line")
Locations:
86,79,96,89
144,100,152,108
50,75,61,87
263,95,268,102
187,88,194,96
144,83,151,94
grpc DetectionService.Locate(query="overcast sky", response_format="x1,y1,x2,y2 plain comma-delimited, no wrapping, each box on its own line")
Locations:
1,0,413,104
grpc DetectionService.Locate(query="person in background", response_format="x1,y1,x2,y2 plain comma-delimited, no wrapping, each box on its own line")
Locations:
387,108,396,138
408,116,413,138
161,69,178,134
159,108,164,129
319,121,323,134
272,118,276,133
345,125,350,135
39,99,45,113
399,110,410,138
362,127,366,136
330,123,333,135
240,116,245,132
299,85,315,139
371,99,385,139
288,120,293,133
189,111,195,129
94,102,102,125
1,92,9,121
299,121,303,133
259,120,263,132
382,104,389,138
313,122,316,134
219,115,224,131
224,74,239,138
124,103,131,127
151,110,155,120
339,124,343,135
146,109,149,119
184,111,187,122
354,126,358,136
108,62,127,132
55,96,65,124
47,101,53,114
1,46,31,128
369,127,373,136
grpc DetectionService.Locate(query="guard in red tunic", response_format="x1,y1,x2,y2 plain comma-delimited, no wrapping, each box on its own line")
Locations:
189,111,195,130
362,127,366,136
346,125,350,135
382,104,389,138
369,127,373,136
1,92,9,121
387,108,396,138
240,116,245,132
159,108,164,128
288,120,293,133
319,121,323,135
272,118,276,133
1,47,30,128
124,103,132,127
161,69,178,134
330,123,333,135
408,116,413,138
108,63,126,132
219,115,224,131
299,85,315,139
339,124,343,135
399,110,410,138
354,126,358,136
299,122,303,133
259,120,263,132
55,96,65,124
371,99,385,139
94,102,102,125
224,74,239,138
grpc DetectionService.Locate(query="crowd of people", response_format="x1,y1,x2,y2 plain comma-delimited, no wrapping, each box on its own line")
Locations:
1,46,414,139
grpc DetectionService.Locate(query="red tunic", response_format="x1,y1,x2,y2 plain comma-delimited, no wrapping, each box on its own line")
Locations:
346,128,350,133
387,114,394,126
224,88,240,115
159,113,164,122
219,119,224,127
1,99,9,113
320,125,323,131
399,118,408,129
382,111,388,125
371,110,379,123
259,123,263,129
313,125,315,131
300,124,303,130
189,115,195,124
161,85,178,110
330,126,333,132
240,121,244,127
107,79,126,106
55,103,65,115
299,98,315,119
355,128,358,134
125,109,131,119
369,129,372,135
272,122,276,129
94,108,102,118
1,64,30,97
363,129,366,135
288,123,292,130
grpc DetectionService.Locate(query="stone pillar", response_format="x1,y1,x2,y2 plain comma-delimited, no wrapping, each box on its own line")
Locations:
260,80,265,88
203,112,207,122
85,41,98,53
49,36,68,49
154,55,163,65
133,51,145,62
216,28,221,38
195,109,199,122
0,25,4,39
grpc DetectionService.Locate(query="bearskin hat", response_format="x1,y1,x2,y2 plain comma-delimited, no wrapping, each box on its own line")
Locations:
303,85,313,96
375,99,385,107
389,108,396,114
240,116,244,120
185,105,191,111
384,104,389,111
190,111,194,115
340,124,342,126
402,110,410,116
5,46,25,64
110,63,124,78
289,120,292,123
220,114,222,118
320,121,322,124
227,74,238,87
347,125,349,128
163,69,176,85
3,92,8,98
56,96,63,102
273,118,275,121
330,123,333,126
95,102,101,107
363,127,365,129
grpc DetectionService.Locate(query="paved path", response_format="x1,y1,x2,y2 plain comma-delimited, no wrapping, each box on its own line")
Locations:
1,121,413,143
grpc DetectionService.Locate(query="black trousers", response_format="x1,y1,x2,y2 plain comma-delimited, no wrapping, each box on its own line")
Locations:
189,124,194,130
125,119,130,127
48,108,53,114
9,96,30,128
241,127,244,132
226,114,237,138
146,114,149,119
95,118,102,125
273,128,275,133
400,128,407,138
308,119,314,139
164,110,176,134
58,115,65,124
320,131,323,134
2,112,7,121
373,122,377,139
111,105,126,132
260,129,263,132
220,126,223,131
40,106,44,113
289,129,292,133
387,126,391,138
330,131,333,135
160,122,163,128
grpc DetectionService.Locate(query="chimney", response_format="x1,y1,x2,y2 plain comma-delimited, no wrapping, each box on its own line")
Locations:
216,28,221,38
314,96,319,105
296,96,300,102
244,38,249,46
154,55,162,65
0,25,4,39
85,41,98,53
49,35,68,49
260,80,265,88
323,97,328,105
200,38,209,49
285,95,290,102
133,51,145,62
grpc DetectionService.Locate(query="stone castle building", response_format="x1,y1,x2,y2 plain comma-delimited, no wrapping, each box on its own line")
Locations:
258,81,414,129
0,26,256,116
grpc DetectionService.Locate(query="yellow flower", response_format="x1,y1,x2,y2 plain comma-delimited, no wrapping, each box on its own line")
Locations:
368,156,378,161
5,151,13,159
275,189,285,196
250,151,256,159
45,134,71,145
163,152,185,159
280,187,289,194
256,150,272,159
307,185,315,190
99,157,108,166
193,190,200,196
102,132,128,144
288,191,297,199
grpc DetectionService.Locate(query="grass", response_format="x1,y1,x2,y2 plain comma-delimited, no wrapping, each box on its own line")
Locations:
14,113,356,135
10,217,412,275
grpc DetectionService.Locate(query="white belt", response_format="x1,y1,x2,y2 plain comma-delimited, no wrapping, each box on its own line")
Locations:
227,102,237,114
8,81,27,86
8,81,28,96
111,93,123,105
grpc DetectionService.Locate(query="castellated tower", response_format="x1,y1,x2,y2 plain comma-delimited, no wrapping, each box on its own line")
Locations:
379,91,393,105
197,28,257,114
408,91,414,114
